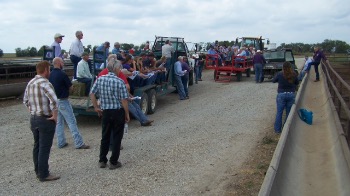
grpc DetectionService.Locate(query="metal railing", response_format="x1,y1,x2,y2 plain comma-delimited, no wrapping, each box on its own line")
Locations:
322,60,350,146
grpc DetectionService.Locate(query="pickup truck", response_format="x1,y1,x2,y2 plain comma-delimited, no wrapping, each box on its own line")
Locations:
262,48,298,81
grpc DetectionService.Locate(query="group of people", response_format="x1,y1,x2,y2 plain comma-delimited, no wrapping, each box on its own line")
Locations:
24,31,162,182
27,32,328,182
207,42,255,67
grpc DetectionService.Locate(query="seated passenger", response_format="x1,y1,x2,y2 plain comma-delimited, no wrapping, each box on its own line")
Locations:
77,52,93,96
298,55,312,81
208,45,223,66
235,47,249,67
101,55,153,126
94,41,110,70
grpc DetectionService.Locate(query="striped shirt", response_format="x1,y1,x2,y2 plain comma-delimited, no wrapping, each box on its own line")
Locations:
90,72,128,110
23,75,58,116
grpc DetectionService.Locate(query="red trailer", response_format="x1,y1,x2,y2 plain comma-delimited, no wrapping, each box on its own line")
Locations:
205,54,253,82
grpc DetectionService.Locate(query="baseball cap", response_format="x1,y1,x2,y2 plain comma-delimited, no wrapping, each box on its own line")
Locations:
54,33,65,39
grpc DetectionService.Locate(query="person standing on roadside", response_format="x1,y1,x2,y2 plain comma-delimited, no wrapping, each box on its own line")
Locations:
49,57,90,149
306,46,329,82
51,33,64,59
69,30,84,79
23,60,60,182
272,61,299,134
252,50,266,83
182,56,191,99
162,40,174,80
174,56,187,100
90,58,130,170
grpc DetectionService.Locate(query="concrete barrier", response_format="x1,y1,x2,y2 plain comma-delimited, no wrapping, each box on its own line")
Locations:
259,69,350,195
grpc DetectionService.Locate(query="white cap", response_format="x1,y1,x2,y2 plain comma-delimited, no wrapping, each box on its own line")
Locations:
54,33,65,39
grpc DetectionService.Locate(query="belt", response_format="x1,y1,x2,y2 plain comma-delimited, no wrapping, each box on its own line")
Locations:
58,98,68,100
280,92,294,94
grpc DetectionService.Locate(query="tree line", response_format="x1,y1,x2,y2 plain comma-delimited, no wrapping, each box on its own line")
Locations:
0,39,349,58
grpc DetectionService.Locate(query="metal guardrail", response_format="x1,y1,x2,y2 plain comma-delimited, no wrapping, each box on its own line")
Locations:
322,60,350,146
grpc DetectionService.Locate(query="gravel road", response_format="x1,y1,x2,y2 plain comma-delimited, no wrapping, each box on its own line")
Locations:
0,67,281,195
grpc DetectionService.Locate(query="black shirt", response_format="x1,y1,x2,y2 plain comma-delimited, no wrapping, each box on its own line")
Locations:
49,68,72,99
272,71,299,93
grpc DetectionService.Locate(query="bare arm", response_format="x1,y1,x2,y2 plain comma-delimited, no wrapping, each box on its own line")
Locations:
121,99,130,123
90,93,102,117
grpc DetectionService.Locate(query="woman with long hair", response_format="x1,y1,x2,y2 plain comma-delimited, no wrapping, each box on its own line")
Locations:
272,61,299,134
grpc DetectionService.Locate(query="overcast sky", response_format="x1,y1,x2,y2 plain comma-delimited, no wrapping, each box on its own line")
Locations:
1,0,349,53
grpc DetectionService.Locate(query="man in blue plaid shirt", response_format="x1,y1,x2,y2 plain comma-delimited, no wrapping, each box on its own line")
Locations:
90,58,129,170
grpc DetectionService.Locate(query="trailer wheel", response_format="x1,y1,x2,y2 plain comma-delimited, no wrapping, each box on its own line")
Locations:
236,72,242,81
147,89,157,114
140,92,149,115
246,68,251,77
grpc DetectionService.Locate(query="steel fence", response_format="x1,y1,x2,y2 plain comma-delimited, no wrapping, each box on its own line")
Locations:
322,60,350,146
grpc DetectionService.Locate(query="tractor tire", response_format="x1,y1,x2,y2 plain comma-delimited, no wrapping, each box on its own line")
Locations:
140,92,149,115
147,89,157,114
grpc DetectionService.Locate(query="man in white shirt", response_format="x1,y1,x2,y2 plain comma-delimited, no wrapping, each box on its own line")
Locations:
69,30,84,79
77,52,93,96
161,40,174,80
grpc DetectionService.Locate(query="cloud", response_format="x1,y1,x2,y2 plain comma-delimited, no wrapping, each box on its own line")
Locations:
0,0,349,53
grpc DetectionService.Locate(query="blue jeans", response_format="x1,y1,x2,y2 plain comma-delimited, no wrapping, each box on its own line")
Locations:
30,115,56,179
307,61,320,80
298,70,306,81
174,75,186,99
77,78,92,96
100,109,125,165
274,92,295,133
254,63,263,83
181,74,189,97
128,101,149,125
195,65,203,82
70,55,81,79
56,99,84,148
165,58,172,81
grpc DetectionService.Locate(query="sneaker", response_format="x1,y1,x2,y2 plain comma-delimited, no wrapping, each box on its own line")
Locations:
99,162,107,168
39,174,60,182
58,142,68,148
314,79,320,82
109,161,122,170
141,120,153,126
77,144,90,149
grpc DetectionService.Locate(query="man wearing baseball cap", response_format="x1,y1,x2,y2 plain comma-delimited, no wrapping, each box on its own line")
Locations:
51,33,65,59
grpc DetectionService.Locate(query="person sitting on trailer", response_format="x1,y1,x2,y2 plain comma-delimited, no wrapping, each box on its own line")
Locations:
98,54,154,127
207,45,223,66
122,54,147,93
235,47,249,68
154,56,167,84
95,41,110,70
77,52,93,96
139,53,157,85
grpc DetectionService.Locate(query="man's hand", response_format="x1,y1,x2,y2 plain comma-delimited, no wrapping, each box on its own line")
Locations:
94,107,103,117
48,110,58,124
125,113,130,123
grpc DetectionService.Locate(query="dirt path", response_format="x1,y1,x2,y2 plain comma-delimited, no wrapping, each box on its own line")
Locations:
0,68,279,195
